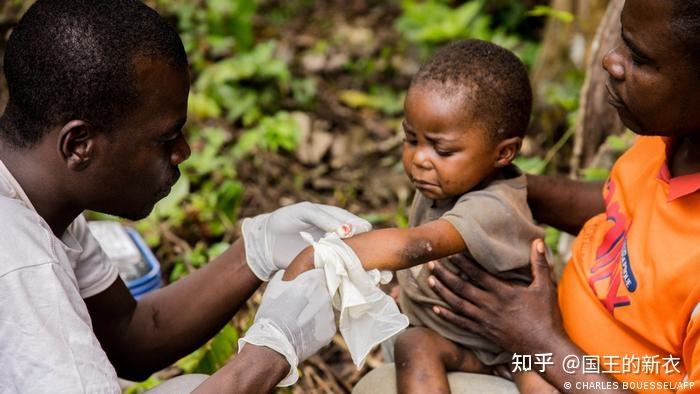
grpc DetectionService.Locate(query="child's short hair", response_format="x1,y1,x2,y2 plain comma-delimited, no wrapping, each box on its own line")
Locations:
411,39,532,141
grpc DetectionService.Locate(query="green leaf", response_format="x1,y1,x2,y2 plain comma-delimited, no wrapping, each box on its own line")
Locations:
188,92,221,120
150,176,190,221
208,242,231,259
396,0,488,44
338,87,404,115
513,156,546,175
526,6,575,24
581,167,610,181
177,324,238,375
122,375,162,394
544,226,561,253
233,111,300,158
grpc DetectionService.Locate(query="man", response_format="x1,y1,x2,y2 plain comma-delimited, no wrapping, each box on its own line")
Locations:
0,1,369,392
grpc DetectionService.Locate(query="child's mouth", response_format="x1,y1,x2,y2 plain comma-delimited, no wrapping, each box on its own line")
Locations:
413,179,439,191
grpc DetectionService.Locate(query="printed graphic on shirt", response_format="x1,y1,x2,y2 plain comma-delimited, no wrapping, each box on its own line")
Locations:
588,179,636,314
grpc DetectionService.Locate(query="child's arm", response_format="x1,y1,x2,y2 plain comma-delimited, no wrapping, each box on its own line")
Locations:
283,219,465,280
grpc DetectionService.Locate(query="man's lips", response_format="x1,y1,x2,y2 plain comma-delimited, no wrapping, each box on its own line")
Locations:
158,168,180,197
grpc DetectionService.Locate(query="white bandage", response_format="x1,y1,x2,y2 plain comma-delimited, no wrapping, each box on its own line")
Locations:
300,231,409,368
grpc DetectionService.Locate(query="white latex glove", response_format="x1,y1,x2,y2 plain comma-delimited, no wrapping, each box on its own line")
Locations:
242,202,372,281
302,232,409,368
238,269,335,387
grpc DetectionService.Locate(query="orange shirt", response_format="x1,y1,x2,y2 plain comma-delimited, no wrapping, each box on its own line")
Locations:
559,136,700,393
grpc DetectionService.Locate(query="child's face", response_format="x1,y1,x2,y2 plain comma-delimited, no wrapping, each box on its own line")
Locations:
603,0,700,136
402,84,499,200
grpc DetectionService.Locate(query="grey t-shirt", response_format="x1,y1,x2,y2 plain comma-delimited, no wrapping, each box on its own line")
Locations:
397,166,543,365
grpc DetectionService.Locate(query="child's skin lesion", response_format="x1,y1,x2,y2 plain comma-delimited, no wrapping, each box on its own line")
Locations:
282,222,465,282
401,239,434,265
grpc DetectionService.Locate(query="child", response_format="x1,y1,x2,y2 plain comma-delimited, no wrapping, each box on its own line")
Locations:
284,39,544,392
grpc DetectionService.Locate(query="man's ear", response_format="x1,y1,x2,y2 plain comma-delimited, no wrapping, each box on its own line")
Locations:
57,120,98,171
494,136,522,168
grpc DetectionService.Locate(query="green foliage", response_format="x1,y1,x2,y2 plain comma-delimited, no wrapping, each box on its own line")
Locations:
544,70,585,112
156,0,257,67
580,131,636,181
395,0,540,67
605,132,636,152
193,41,293,125
513,156,546,175
177,324,239,374
544,225,561,254
581,167,610,181
396,0,491,45
123,376,162,394
233,111,301,158
526,6,575,24
339,88,405,116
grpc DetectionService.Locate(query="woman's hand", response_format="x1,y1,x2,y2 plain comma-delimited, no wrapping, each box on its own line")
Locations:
428,240,628,392
427,239,565,356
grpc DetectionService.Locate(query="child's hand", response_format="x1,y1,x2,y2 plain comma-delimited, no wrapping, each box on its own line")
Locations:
281,246,315,281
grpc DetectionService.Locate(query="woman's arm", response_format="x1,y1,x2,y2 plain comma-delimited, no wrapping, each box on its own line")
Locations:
527,175,605,235
283,219,466,280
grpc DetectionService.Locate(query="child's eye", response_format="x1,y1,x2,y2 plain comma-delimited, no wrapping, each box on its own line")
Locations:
435,149,453,157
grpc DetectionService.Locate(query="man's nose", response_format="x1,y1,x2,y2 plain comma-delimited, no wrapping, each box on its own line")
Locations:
170,134,191,165
602,46,625,81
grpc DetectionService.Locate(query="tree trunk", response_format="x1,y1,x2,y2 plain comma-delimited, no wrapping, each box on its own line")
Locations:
528,0,611,172
570,0,625,175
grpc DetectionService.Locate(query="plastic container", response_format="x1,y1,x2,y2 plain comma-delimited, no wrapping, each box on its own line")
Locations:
88,221,163,299
124,228,162,299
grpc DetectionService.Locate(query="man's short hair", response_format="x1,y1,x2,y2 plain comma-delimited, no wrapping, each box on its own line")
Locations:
411,39,532,141
0,0,187,148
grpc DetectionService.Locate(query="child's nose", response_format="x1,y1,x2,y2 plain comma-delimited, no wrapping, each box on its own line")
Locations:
602,46,625,81
412,147,432,170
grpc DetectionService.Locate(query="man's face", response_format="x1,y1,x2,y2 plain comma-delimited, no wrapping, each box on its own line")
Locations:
88,57,191,220
401,84,498,201
602,0,700,136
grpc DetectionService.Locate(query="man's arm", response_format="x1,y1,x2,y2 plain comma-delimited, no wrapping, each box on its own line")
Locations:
283,219,466,280
527,175,605,234
86,239,261,380
86,202,370,382
192,343,289,393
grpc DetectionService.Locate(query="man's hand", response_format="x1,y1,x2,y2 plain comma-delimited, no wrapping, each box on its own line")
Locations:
238,269,336,386
242,202,371,281
427,239,564,355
